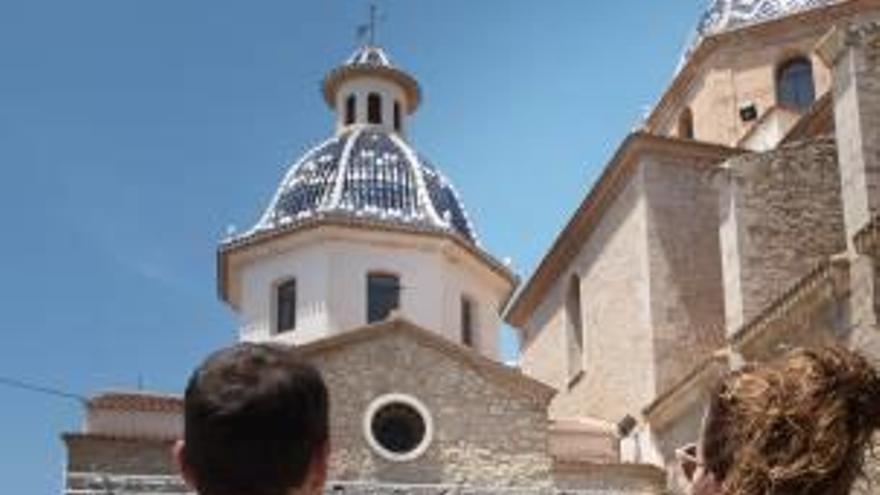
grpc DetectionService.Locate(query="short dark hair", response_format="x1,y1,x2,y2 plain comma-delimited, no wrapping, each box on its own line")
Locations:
183,343,329,495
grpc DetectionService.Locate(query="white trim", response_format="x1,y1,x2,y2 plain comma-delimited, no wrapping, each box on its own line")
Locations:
326,127,363,210
388,133,445,226
362,393,434,462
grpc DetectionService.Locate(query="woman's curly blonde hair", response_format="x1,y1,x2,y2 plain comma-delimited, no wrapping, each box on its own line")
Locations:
701,346,880,495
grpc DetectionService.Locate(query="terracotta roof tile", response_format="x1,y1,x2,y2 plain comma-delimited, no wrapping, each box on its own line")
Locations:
88,391,182,413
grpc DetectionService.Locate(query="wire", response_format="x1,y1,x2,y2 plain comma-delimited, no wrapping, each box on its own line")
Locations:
0,375,86,404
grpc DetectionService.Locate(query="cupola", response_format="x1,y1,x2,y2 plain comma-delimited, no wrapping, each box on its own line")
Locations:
323,45,421,135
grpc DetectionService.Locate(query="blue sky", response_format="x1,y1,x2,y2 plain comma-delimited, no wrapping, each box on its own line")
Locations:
0,1,706,491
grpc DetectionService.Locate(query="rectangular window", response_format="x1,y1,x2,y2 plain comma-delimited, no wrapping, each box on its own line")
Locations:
393,101,402,132
367,273,400,324
277,279,297,333
461,297,475,347
566,276,584,380
367,93,382,124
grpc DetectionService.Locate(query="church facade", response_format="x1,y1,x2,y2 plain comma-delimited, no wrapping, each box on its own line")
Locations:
63,1,880,494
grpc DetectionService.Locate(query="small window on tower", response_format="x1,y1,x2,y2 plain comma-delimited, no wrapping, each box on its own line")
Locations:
776,57,815,111
367,273,400,323
393,101,402,132
276,279,297,333
461,297,476,347
566,275,584,380
345,94,356,125
368,93,382,124
678,108,694,140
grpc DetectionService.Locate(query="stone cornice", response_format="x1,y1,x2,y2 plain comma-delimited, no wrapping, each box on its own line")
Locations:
323,64,422,112
551,460,667,486
731,256,851,347
642,351,729,427
644,256,850,426
505,133,739,328
61,432,177,445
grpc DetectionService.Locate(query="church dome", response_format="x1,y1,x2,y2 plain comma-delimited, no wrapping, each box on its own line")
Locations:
251,128,477,242
697,0,839,36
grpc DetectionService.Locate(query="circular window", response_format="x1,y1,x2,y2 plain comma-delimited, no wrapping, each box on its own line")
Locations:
363,394,433,462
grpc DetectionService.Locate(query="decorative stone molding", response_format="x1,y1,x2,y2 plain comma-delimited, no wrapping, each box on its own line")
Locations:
731,256,850,348
362,393,434,463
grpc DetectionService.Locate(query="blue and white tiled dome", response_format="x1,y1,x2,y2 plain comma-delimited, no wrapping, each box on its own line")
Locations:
251,128,477,242
676,0,839,70
697,0,839,36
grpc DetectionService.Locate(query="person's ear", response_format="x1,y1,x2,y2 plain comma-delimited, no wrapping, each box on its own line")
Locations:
172,440,198,490
306,440,330,495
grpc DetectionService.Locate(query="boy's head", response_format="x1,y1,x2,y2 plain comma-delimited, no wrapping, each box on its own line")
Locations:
175,343,329,495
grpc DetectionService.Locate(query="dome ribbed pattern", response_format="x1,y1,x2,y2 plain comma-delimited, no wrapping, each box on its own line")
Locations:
252,129,477,242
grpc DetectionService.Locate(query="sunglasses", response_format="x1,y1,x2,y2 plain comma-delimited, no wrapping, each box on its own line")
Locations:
676,442,702,483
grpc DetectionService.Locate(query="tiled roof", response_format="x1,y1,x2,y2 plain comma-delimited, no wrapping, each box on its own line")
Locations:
236,129,478,244
87,391,182,413
697,0,840,36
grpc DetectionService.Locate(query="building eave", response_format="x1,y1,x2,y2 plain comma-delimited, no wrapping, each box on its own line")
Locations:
322,65,422,113
217,214,519,309
504,133,739,328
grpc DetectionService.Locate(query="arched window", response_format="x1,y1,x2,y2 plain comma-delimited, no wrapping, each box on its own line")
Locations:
461,296,476,347
393,101,402,132
276,279,297,333
367,93,382,124
367,272,400,323
345,94,356,125
565,275,584,379
776,57,815,111
678,108,694,140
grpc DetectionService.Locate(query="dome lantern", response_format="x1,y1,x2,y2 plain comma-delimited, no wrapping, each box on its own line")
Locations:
323,45,422,136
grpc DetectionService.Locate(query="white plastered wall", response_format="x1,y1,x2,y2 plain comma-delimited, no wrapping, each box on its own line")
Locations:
235,227,510,360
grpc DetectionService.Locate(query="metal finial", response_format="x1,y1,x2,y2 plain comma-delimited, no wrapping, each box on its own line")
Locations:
356,3,381,46
368,3,377,45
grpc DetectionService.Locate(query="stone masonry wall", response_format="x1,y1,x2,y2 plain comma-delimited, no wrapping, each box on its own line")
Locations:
64,435,177,475
303,330,553,488
827,22,880,358
831,23,880,244
521,168,655,423
643,157,726,394
718,137,846,334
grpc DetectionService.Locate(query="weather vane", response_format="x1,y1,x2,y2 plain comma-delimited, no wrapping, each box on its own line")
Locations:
356,3,382,46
